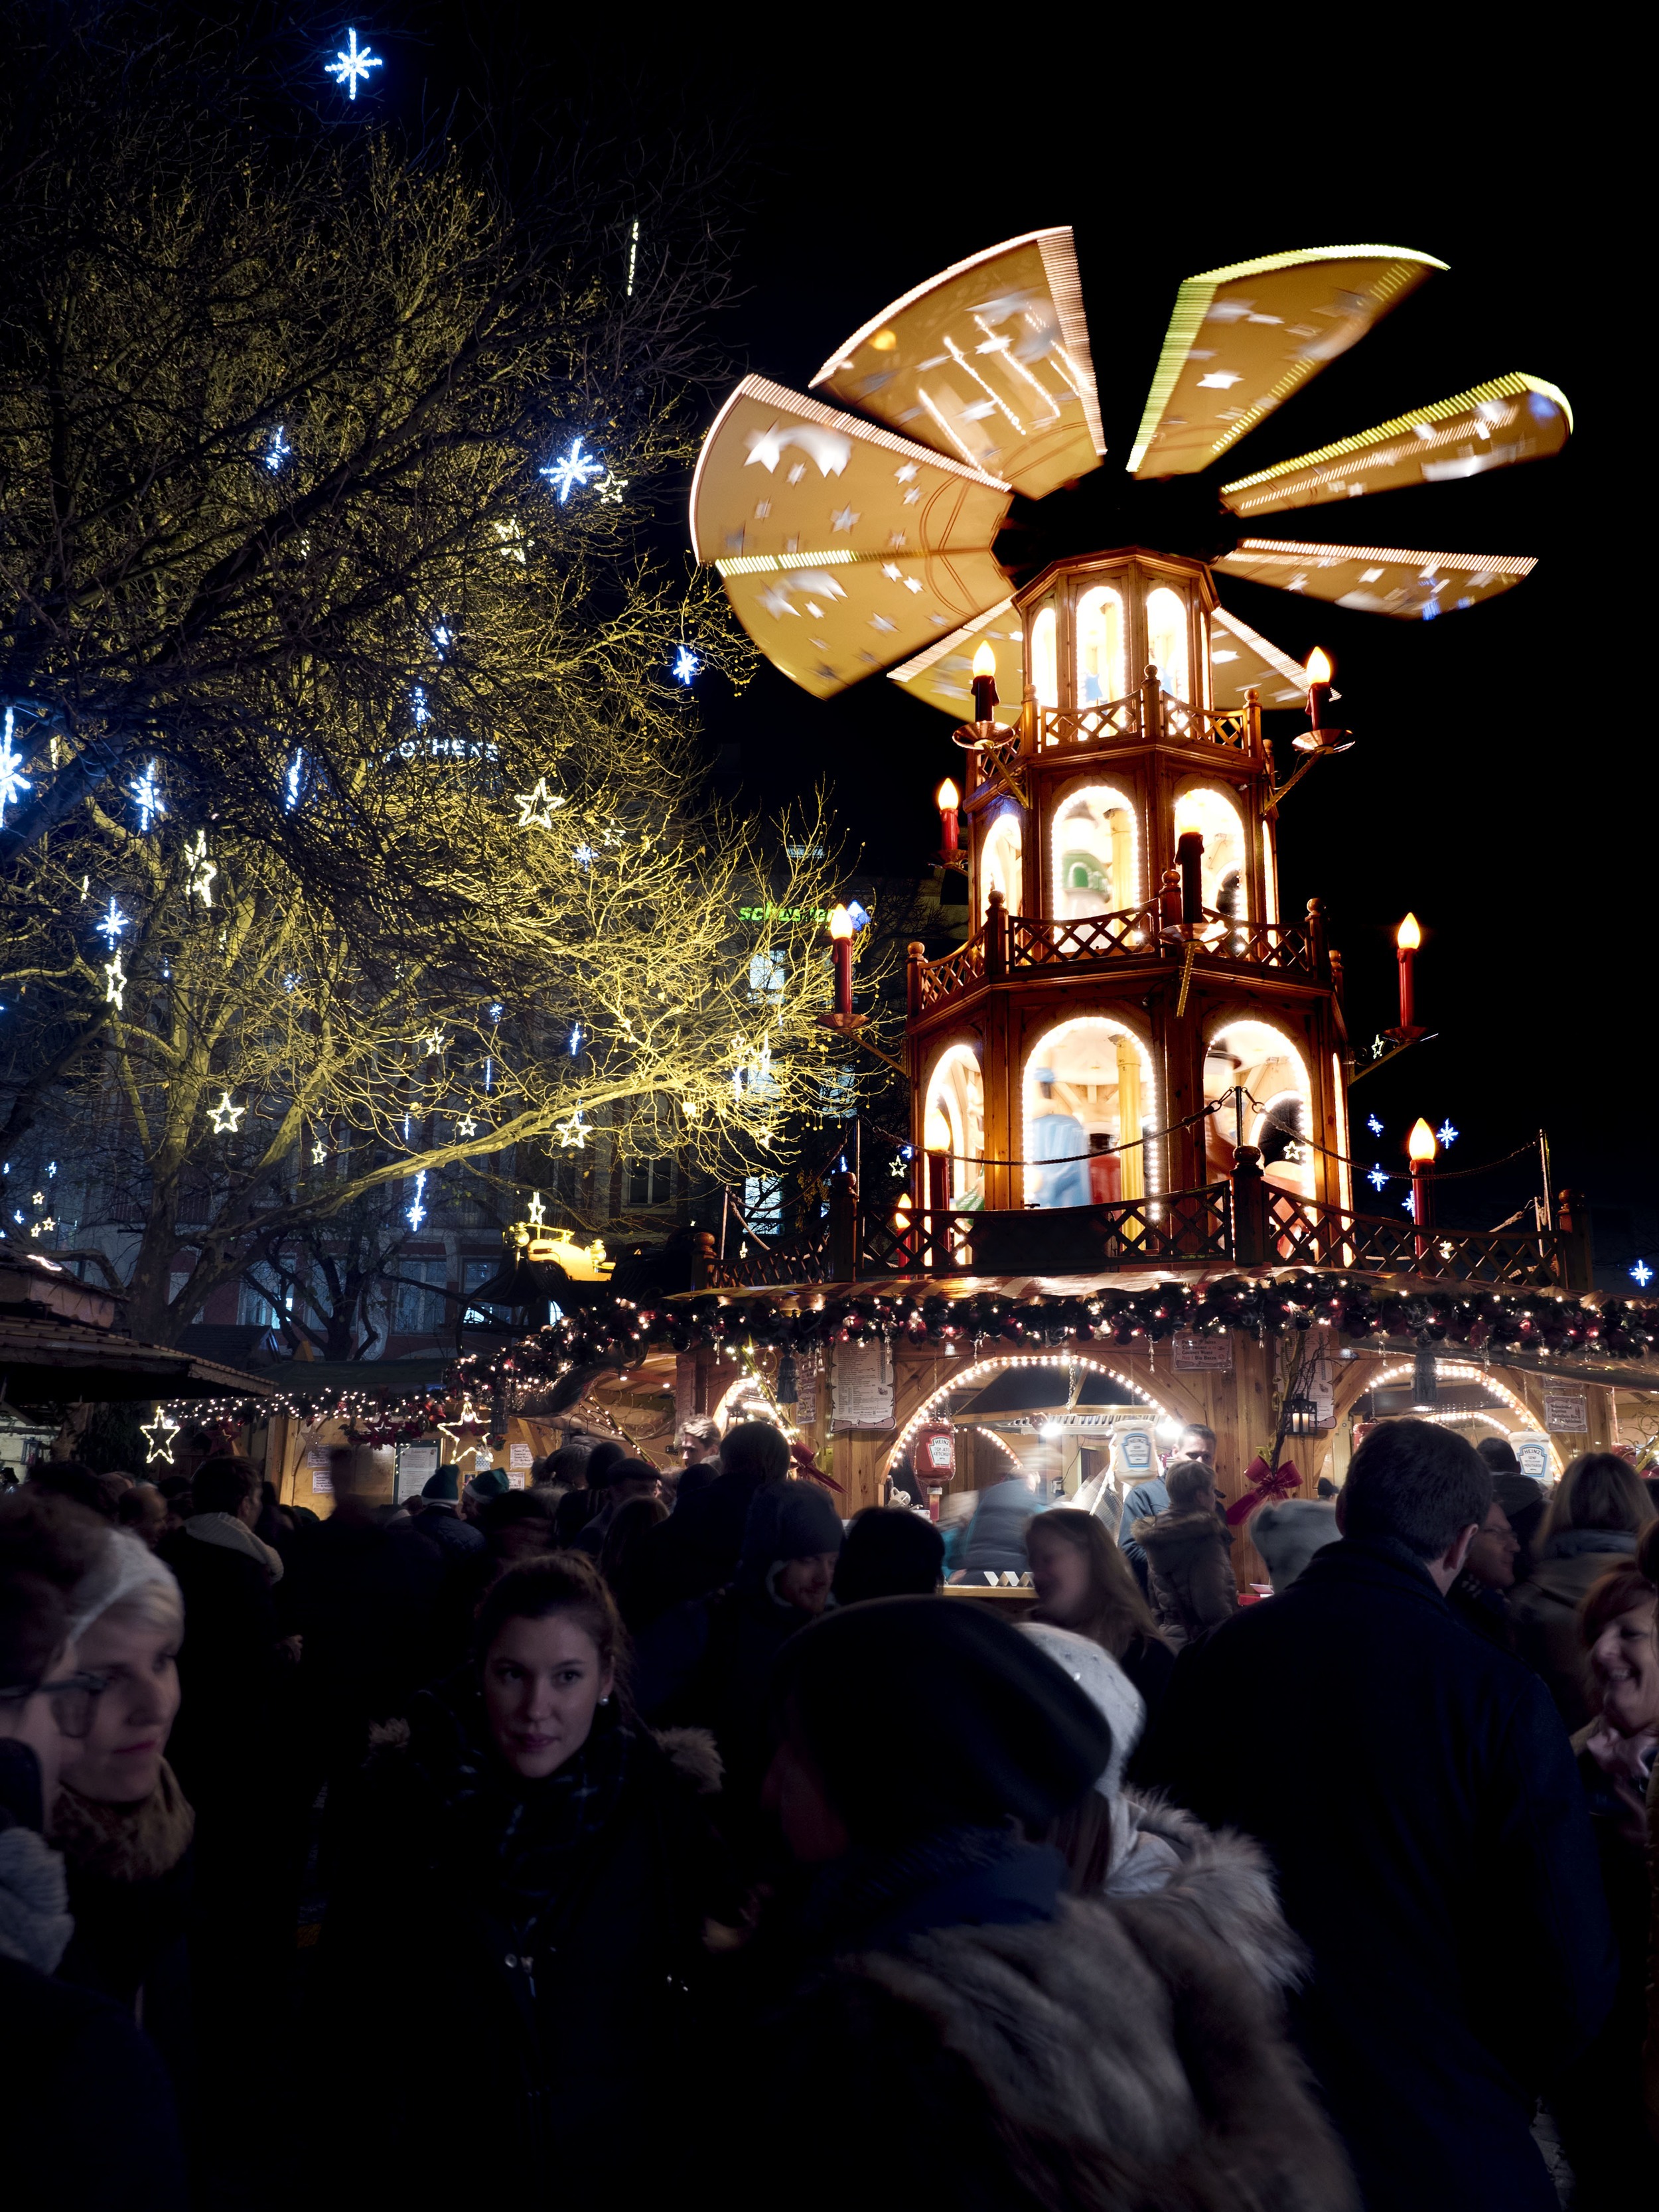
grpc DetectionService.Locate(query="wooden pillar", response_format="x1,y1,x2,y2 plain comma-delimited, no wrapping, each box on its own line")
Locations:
1116,1036,1145,1201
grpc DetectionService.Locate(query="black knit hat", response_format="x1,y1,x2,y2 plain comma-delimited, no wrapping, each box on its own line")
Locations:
833,1507,945,1604
774,1595,1110,1842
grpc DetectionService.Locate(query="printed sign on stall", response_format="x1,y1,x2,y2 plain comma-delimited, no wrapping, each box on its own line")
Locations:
395,1442,439,1503
1543,1390,1588,1436
832,1342,894,1430
1173,1335,1232,1373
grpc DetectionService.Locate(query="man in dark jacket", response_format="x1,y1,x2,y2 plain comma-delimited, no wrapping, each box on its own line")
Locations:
407,1464,485,1563
627,1420,790,1626
1145,1418,1615,2212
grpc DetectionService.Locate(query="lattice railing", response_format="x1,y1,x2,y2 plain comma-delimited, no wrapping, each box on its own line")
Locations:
916,933,987,1009
1009,908,1157,966
706,1225,828,1291
1263,1195,1567,1287
1037,696,1256,755
1211,917,1314,974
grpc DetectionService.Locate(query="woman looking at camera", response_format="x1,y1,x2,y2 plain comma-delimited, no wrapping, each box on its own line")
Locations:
316,1553,732,2204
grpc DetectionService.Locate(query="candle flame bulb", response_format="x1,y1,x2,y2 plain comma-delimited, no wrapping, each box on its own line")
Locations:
970,639,999,725
1305,646,1333,686
924,1110,952,1155
1407,1117,1437,1164
936,778,960,811
972,642,996,679
828,905,854,940
1396,913,1421,951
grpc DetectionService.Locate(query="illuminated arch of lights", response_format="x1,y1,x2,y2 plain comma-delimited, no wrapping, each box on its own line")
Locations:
1363,1359,1563,1476
887,1351,1171,1474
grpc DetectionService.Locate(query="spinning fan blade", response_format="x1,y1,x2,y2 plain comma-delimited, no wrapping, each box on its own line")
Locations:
810,229,1106,502
1127,246,1445,480
1220,374,1571,516
1215,539,1536,618
887,601,1026,722
692,375,1014,698
1208,606,1321,709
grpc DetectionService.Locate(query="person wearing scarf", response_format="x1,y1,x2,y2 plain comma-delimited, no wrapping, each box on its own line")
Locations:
314,1552,734,2206
1553,1562,1659,2200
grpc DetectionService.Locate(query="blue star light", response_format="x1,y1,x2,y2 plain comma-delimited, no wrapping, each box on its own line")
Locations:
94,898,129,948
405,1167,427,1232
1367,1165,1388,1192
129,761,165,832
1402,1195,1415,1215
1630,1260,1654,1289
0,708,32,826
672,645,699,686
265,427,291,473
1366,1114,1383,1136
327,28,383,100
1436,1120,1459,1146
540,438,603,503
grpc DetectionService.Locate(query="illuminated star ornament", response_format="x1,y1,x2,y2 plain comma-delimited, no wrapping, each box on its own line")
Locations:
595,472,628,506
515,777,564,829
406,1168,427,1232
311,1140,328,1164
0,707,32,826
129,761,165,832
265,427,291,473
208,1090,246,1135
326,27,382,98
1630,1260,1654,1289
672,645,700,686
104,951,127,1011
184,830,216,907
1366,1115,1384,1136
555,1110,590,1149
141,1406,180,1466
95,897,129,947
456,1114,478,1138
1436,1120,1460,1146
1367,1165,1388,1192
422,1025,446,1057
527,1190,547,1229
540,438,604,503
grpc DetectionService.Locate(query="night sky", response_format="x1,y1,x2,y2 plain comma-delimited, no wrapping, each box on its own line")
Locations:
404,21,1626,1247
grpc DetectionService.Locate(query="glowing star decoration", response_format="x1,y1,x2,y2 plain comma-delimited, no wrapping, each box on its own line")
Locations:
104,951,127,1011
0,707,31,825
406,1169,427,1232
208,1091,246,1135
567,1024,583,1056
540,439,604,503
1367,1165,1388,1192
128,761,165,832
555,1110,590,1149
1630,1260,1654,1289
94,897,129,947
326,27,382,98
141,1406,180,1466
1366,1115,1384,1136
412,686,430,727
311,1140,328,1164
422,1026,446,1057
527,1190,547,1229
456,1114,478,1138
1436,1120,1460,1146
595,473,628,505
672,645,699,685
184,830,216,907
515,777,564,829
264,427,291,473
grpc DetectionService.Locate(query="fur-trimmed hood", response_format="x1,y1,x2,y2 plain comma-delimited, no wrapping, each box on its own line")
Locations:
1106,1790,1306,1996
1140,1507,1233,1570
366,1712,723,1797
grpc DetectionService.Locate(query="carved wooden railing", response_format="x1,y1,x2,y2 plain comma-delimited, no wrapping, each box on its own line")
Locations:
1260,1193,1569,1288
1007,907,1158,966
1036,684,1258,757
914,932,987,1011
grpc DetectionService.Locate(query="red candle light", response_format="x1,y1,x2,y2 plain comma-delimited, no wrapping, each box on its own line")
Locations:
936,777,960,857
1177,829,1204,926
1305,645,1334,733
828,903,854,1017
1408,1117,1437,1245
924,1108,952,1217
1396,912,1421,1031
970,640,999,726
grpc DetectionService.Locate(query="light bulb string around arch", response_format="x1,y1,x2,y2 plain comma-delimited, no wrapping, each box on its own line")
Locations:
889,1351,1172,1469
1360,1357,1562,1471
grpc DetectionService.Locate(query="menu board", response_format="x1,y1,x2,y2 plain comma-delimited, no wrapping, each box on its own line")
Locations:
1543,1390,1588,1435
396,1443,439,1501
831,1343,894,1430
796,1366,819,1426
1173,1335,1231,1373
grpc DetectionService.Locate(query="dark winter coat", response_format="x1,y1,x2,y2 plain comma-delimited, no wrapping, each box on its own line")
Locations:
1509,1528,1638,1730
734,1822,1356,2212
628,1465,782,1625
1139,1507,1238,1647
1143,1535,1617,2212
411,1501,485,1563
156,1527,285,1812
313,1675,732,2206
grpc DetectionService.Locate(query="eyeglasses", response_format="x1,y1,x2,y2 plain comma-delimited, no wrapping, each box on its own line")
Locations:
0,1670,111,1739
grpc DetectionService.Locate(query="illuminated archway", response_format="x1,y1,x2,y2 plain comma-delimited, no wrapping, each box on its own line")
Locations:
1362,1361,1563,1475
925,1043,986,1207
1173,785,1248,920
981,808,1023,923
1023,1014,1158,1207
1051,782,1139,919
1203,1017,1312,1198
886,1351,1172,1475
1146,586,1189,701
1031,605,1058,709
1076,584,1125,706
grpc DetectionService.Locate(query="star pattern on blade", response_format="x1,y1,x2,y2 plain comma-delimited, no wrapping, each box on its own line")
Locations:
515,777,564,828
141,1407,180,1466
104,952,127,1010
208,1090,245,1134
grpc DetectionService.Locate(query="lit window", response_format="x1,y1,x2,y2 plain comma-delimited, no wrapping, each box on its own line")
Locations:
1145,587,1189,701
1076,586,1125,706
1031,607,1058,709
626,1159,672,1207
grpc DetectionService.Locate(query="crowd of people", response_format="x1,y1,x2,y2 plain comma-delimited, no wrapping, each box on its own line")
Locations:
1,1415,1656,2210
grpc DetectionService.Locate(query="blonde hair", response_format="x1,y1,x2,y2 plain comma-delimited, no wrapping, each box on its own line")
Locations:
1540,1453,1656,1548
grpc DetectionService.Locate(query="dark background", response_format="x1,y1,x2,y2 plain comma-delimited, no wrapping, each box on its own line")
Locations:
390,19,1631,1253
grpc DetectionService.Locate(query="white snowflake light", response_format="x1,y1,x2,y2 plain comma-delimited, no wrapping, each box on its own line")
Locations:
1436,1120,1459,1146
412,686,430,727
184,830,216,907
104,951,127,1010
406,1168,427,1232
1630,1259,1654,1289
0,707,32,826
1366,1114,1383,1136
672,645,699,685
208,1091,245,1134
265,427,291,473
1367,1165,1388,1192
94,897,129,947
129,761,165,832
326,27,382,99
540,438,603,503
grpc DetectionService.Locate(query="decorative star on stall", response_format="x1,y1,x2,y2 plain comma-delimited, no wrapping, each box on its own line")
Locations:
527,1190,547,1229
540,439,604,503
0,707,32,826
555,1110,590,1149
184,830,216,907
141,1406,180,1466
104,951,127,1011
326,27,383,98
1436,1120,1459,1146
208,1091,245,1134
515,777,564,829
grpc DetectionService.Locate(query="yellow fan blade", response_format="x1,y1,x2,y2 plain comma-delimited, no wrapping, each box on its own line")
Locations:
1214,539,1535,618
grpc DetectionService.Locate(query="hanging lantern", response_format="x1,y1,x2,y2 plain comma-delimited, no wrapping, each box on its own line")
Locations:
1283,1392,1319,1438
1412,1345,1439,1410
775,1349,798,1408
